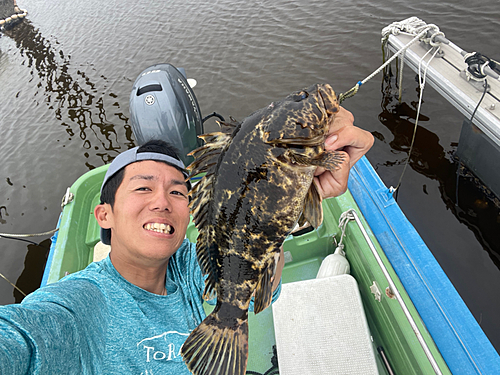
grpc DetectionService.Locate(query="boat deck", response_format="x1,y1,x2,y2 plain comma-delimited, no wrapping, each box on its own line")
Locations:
386,33,500,143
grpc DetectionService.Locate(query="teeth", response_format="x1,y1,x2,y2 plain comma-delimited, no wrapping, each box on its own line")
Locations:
144,223,172,234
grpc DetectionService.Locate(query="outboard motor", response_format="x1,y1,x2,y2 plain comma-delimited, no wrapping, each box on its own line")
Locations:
129,63,204,166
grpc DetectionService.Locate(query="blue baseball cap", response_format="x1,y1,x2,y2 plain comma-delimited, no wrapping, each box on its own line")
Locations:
99,146,188,245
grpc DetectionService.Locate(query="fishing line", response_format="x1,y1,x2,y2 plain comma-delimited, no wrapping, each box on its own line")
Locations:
0,235,39,245
0,270,26,297
0,230,55,296
339,17,446,103
391,45,442,197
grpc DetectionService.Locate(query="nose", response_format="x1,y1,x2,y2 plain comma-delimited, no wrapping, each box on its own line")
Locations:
149,189,171,212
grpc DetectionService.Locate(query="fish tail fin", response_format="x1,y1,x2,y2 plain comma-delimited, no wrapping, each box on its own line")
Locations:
181,306,249,375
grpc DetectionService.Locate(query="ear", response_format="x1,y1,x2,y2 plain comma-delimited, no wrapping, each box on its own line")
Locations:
94,204,113,229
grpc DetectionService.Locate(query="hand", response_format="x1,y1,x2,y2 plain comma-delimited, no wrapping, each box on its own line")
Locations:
314,107,374,198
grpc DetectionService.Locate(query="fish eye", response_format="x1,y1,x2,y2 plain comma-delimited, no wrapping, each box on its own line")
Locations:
294,91,309,102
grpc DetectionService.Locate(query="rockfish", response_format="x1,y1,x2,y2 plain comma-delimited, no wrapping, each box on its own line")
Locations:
181,83,344,375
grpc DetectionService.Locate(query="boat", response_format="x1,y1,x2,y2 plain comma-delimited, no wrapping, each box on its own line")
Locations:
41,61,500,374
382,17,500,199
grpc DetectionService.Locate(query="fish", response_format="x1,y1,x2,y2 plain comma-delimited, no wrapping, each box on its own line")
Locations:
181,83,345,375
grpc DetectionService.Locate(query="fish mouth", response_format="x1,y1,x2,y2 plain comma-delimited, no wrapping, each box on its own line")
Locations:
143,222,175,235
317,85,338,127
325,111,335,128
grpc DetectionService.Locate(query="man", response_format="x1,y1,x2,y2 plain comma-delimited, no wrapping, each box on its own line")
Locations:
0,107,373,374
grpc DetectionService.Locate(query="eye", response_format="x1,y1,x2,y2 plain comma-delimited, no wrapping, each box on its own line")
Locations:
170,190,187,197
294,91,309,101
135,187,151,191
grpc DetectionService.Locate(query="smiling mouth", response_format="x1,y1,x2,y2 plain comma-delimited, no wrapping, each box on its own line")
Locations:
144,223,175,234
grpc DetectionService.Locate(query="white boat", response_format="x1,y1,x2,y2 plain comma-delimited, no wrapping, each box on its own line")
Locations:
383,17,500,198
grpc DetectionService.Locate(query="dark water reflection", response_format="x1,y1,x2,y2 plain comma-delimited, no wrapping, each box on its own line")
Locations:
1,0,499,352
4,19,134,164
380,66,500,268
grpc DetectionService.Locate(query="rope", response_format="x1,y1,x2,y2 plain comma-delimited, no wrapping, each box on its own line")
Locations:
339,17,448,194
392,45,442,193
463,52,499,81
335,209,355,252
397,50,405,102
0,188,70,243
381,17,444,47
338,17,445,103
0,228,59,239
338,30,425,103
0,271,26,296
0,2,27,32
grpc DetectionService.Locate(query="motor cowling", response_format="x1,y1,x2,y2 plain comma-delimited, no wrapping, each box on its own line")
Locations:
129,63,203,166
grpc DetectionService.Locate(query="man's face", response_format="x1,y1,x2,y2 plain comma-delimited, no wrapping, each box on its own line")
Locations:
100,160,191,266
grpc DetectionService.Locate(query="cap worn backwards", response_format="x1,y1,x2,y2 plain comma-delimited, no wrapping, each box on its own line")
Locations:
99,146,188,245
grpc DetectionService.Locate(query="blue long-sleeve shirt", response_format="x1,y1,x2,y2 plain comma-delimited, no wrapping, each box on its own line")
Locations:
0,240,280,375
0,239,206,374
0,239,280,374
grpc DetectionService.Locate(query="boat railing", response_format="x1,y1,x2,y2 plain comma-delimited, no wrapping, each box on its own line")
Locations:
341,208,443,374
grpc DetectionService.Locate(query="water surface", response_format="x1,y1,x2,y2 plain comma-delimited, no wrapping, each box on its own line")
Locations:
1,0,499,351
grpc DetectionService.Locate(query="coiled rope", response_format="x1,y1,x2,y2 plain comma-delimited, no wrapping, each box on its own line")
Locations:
338,17,445,103
339,17,448,196
463,52,500,81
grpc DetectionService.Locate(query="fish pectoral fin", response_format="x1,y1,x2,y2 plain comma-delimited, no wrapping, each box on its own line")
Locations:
312,150,345,170
303,182,324,229
254,266,274,314
289,150,345,170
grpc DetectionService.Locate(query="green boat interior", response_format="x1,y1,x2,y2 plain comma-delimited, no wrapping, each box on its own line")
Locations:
46,164,451,374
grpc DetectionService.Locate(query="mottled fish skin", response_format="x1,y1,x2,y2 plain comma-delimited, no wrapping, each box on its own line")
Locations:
181,83,344,375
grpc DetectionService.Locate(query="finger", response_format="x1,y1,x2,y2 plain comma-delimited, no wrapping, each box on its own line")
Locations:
327,107,355,136
326,126,374,167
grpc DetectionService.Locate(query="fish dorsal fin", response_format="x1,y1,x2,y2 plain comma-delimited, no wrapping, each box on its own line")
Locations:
187,122,237,299
302,181,323,229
